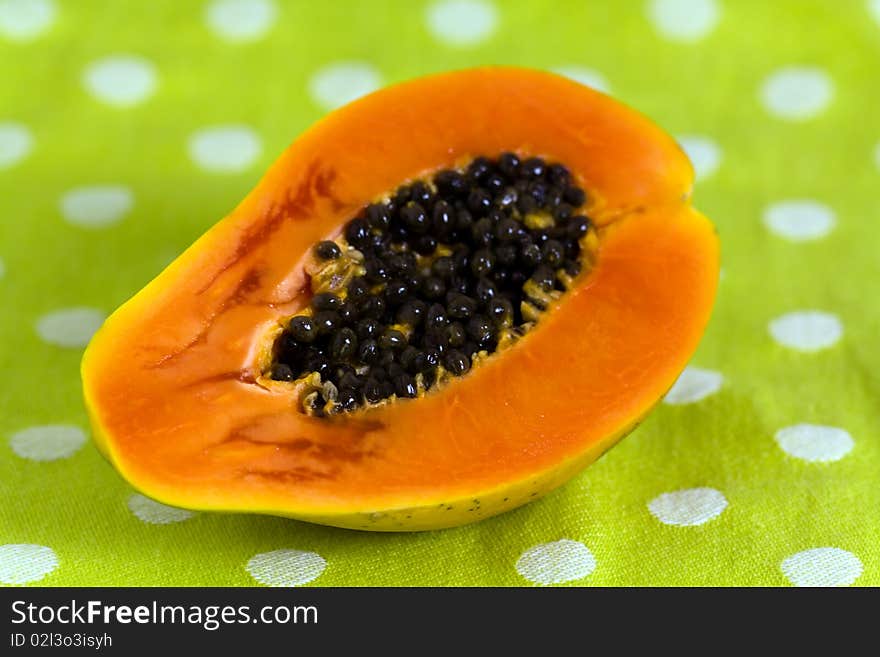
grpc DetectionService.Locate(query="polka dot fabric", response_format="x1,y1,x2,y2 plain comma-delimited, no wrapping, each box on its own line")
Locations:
0,1,876,587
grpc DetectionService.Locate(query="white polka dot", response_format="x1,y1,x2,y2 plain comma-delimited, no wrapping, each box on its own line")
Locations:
9,424,86,461
648,0,720,42
246,549,327,587
677,134,722,181
760,67,834,121
763,200,835,241
769,311,842,352
59,185,133,229
36,307,105,348
551,66,611,94
0,121,33,169
663,366,723,404
205,0,277,42
874,142,880,172
188,125,262,173
83,55,158,107
870,0,880,25
128,493,195,524
648,487,727,526
426,0,498,46
0,544,58,584
515,539,596,585
0,0,55,41
781,548,862,587
775,424,854,463
307,62,382,111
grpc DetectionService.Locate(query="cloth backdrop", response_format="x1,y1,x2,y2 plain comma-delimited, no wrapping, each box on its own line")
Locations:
1,0,878,586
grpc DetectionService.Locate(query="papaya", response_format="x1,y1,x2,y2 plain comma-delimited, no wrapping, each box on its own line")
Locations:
81,67,718,531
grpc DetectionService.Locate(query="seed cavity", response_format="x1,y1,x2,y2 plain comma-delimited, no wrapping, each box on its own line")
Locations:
268,153,598,416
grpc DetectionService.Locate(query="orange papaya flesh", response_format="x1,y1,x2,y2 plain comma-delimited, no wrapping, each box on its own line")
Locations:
81,67,718,531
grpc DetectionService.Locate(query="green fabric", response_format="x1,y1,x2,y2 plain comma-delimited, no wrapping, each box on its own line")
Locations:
1,0,878,587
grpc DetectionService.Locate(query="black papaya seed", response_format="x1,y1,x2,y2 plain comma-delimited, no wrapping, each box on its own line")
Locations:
272,153,593,413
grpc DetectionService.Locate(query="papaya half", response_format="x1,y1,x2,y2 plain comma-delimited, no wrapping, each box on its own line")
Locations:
81,67,718,531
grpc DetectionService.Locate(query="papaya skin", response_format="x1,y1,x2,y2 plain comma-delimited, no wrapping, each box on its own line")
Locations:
81,67,718,531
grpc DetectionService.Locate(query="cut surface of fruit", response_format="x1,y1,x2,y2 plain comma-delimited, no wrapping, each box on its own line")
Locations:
81,67,719,531
268,152,598,417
